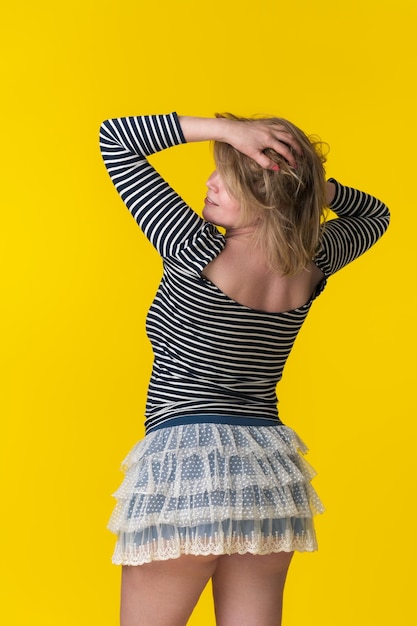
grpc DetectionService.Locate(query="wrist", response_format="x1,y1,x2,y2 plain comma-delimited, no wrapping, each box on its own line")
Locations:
178,116,231,144
325,180,336,206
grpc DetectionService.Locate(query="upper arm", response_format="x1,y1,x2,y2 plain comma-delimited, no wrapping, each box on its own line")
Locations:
99,114,204,258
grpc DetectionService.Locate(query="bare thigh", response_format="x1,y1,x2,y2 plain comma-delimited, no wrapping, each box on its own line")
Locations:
120,554,219,626
212,551,294,626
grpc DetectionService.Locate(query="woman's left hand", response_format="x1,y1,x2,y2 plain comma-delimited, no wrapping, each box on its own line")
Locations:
219,118,301,169
179,115,301,169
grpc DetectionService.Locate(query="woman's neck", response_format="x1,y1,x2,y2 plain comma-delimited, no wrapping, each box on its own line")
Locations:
223,228,273,274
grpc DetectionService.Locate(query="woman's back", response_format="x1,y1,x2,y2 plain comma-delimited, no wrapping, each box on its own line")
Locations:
202,238,325,314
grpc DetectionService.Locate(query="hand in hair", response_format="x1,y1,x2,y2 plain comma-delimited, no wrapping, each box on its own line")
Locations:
179,115,301,170
217,119,302,170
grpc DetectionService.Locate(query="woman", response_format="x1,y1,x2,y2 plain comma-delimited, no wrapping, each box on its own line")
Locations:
100,112,389,626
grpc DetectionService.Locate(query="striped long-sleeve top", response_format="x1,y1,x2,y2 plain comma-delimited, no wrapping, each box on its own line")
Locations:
99,113,390,434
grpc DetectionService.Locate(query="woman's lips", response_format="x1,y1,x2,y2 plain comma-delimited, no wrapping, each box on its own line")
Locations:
205,196,218,206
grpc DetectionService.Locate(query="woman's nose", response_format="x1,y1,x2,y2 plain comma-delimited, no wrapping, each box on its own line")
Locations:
206,170,218,189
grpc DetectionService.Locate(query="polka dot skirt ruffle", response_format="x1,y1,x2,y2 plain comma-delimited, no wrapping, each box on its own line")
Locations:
108,423,325,565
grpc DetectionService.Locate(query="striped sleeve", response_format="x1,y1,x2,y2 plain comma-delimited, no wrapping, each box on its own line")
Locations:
99,113,204,257
315,178,390,276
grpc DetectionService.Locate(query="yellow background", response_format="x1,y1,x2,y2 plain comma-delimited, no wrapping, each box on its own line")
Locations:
1,1,415,624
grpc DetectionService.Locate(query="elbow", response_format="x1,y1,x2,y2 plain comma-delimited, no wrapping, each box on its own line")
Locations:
379,201,391,235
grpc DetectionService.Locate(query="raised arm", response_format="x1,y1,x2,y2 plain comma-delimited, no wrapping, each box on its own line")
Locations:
178,116,300,169
100,113,304,257
99,113,204,258
315,179,390,276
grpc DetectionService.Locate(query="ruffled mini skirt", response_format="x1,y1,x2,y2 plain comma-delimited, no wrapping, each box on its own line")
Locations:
108,422,324,565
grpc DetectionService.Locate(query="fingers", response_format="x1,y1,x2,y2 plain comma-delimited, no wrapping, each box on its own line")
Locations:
272,129,302,156
249,144,297,171
269,141,297,168
268,130,301,169
253,152,279,170
226,121,302,170
251,127,301,170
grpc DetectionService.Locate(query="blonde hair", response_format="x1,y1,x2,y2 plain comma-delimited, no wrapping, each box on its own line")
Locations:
213,113,328,276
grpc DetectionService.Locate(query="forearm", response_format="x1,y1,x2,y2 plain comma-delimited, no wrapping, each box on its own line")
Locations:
325,180,336,206
178,115,298,168
100,113,186,162
328,178,390,221
317,179,390,276
178,116,232,144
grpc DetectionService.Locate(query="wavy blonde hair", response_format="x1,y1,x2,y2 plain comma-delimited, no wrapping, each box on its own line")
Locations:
213,113,328,276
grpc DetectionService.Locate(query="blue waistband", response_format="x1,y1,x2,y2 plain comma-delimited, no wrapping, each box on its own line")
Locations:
146,413,283,434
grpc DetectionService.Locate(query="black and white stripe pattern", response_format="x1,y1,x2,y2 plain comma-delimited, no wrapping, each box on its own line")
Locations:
315,180,390,276
100,114,390,433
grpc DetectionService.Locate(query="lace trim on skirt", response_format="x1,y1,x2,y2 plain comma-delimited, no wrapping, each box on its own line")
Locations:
108,423,324,565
